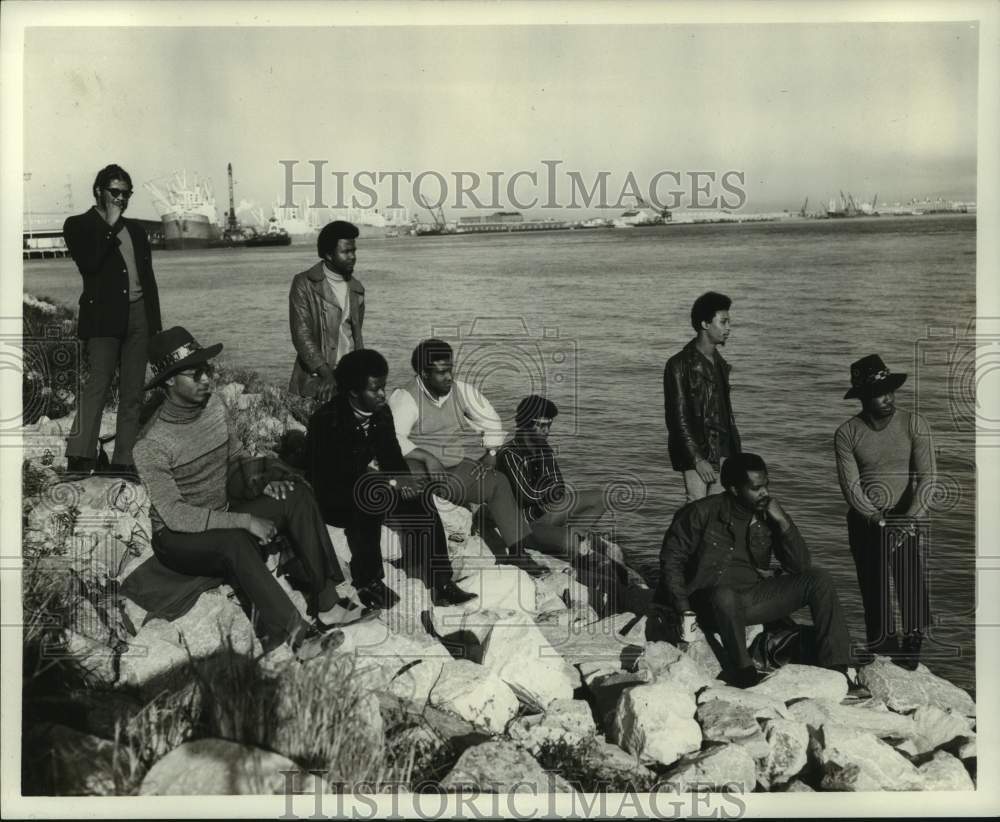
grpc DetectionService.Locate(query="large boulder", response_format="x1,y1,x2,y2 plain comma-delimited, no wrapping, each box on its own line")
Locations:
758,719,809,789
698,685,791,720
809,724,923,791
582,668,652,732
610,681,702,767
787,698,915,740
139,738,315,795
480,612,576,710
696,700,760,743
915,751,975,791
662,743,758,793
439,740,575,793
857,658,975,717
428,659,519,734
455,566,537,614
508,698,598,754
430,607,511,663
537,611,646,676
637,642,715,693
909,705,975,754
749,664,848,703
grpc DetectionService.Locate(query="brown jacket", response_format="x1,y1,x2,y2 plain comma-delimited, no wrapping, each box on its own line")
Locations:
287,261,365,396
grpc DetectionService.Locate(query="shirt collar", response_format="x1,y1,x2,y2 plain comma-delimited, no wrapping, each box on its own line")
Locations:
416,375,452,407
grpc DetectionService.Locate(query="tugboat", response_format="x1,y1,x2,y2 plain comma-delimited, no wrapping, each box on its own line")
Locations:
244,219,292,247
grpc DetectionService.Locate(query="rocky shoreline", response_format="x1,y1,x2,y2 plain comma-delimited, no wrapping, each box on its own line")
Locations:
19,295,977,796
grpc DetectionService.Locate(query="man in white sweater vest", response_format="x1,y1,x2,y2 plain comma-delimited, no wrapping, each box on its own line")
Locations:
388,338,532,565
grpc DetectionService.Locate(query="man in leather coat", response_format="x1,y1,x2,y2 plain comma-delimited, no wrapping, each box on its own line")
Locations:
63,164,162,476
288,221,365,403
663,291,741,502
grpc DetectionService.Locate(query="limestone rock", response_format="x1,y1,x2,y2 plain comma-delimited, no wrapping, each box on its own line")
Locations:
64,630,118,687
534,570,571,611
611,680,702,767
636,642,715,693
663,743,758,793
809,724,922,791
787,698,915,740
139,738,315,795
481,612,576,710
585,669,653,732
431,606,511,662
150,589,257,658
750,664,848,703
909,705,975,754
118,633,191,690
916,751,975,791
857,658,975,717
536,611,645,677
758,718,809,789
447,534,498,576
781,779,815,791
440,740,575,793
24,723,135,795
696,700,760,742
428,659,519,734
698,685,791,720
957,738,976,761
508,698,598,754
523,547,573,575
733,728,770,759
456,566,537,614
682,635,724,679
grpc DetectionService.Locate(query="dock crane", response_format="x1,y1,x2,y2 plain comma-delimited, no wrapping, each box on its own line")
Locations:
225,163,240,235
800,197,809,217
416,193,448,235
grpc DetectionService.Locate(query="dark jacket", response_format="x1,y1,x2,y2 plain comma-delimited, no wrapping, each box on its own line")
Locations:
288,261,365,397
658,493,810,614
305,395,408,526
497,438,566,521
63,207,162,339
663,338,741,471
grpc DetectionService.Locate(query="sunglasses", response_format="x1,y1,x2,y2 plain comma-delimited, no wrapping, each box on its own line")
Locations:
177,364,214,381
104,187,133,200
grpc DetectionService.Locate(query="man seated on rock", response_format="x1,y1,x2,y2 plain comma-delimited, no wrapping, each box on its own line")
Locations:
305,348,478,611
498,394,625,565
388,338,539,571
656,452,853,688
133,326,356,662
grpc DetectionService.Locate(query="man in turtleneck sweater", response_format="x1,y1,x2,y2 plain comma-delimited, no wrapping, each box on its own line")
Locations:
134,327,355,661
657,452,853,688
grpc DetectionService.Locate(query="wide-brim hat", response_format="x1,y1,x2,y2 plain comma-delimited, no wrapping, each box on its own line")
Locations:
843,353,907,399
144,326,222,391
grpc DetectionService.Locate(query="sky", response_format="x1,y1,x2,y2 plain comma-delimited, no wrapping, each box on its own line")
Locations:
22,21,979,221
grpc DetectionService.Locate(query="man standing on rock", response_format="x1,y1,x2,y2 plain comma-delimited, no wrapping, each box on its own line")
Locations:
63,164,162,477
288,220,365,405
306,348,477,611
134,326,357,661
835,354,936,670
656,452,853,688
663,291,741,502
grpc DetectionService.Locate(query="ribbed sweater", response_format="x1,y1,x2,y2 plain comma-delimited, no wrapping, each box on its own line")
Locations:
134,393,255,534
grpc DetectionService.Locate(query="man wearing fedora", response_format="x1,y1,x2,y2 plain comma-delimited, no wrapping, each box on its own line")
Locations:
63,163,162,477
288,221,364,404
133,327,359,661
835,354,936,669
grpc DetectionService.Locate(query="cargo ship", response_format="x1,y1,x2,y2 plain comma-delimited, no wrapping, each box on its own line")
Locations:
144,171,221,250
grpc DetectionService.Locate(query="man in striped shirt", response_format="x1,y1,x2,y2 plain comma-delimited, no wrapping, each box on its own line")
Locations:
134,327,356,661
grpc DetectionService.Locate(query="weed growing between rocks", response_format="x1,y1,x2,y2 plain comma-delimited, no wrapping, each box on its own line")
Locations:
534,736,657,793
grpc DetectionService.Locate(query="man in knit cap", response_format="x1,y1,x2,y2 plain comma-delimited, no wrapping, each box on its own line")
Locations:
134,326,359,661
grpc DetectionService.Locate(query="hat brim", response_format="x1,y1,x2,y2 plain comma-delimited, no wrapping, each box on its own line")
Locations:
144,343,223,391
843,371,907,400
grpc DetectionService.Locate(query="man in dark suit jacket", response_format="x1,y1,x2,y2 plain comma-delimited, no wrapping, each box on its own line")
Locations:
305,349,476,611
63,164,162,475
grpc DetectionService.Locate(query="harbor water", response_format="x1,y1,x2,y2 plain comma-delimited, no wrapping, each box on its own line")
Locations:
25,214,978,691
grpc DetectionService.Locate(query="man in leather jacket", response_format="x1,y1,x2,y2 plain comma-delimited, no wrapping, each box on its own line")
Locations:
656,452,853,688
663,291,741,502
63,164,162,476
288,221,365,403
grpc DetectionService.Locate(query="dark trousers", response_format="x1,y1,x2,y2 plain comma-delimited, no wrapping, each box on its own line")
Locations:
847,510,930,650
66,298,149,464
690,567,852,669
446,459,525,548
334,490,456,593
152,486,344,649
